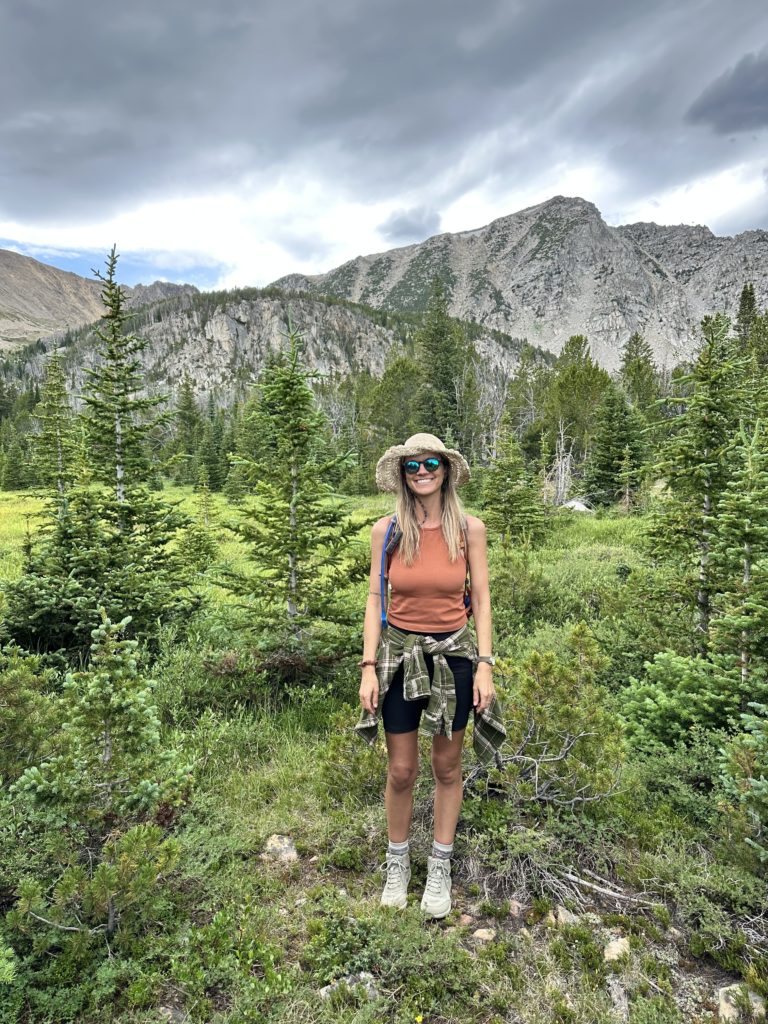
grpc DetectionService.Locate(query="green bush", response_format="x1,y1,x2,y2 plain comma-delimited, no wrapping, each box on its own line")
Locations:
318,706,388,808
622,653,767,748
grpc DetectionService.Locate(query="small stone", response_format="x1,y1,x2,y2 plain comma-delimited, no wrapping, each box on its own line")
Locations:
718,983,766,1021
158,1010,186,1024
603,936,630,962
459,913,475,925
472,928,497,942
556,904,579,926
262,834,298,863
295,897,307,906
319,971,380,1002
544,910,557,928
508,899,525,919
607,978,629,1021
309,855,319,863
278,907,288,916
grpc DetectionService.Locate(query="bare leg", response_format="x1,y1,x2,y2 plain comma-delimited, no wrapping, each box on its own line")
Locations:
384,730,420,843
431,729,465,845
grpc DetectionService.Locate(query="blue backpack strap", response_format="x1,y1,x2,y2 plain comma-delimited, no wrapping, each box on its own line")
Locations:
379,515,398,628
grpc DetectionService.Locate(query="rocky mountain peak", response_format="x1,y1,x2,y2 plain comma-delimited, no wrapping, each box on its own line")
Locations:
271,196,767,369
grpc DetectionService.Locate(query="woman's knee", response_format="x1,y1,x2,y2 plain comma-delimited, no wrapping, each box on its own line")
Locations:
431,743,463,785
387,759,419,791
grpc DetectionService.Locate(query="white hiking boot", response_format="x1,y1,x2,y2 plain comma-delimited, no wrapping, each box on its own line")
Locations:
380,852,411,909
420,856,452,918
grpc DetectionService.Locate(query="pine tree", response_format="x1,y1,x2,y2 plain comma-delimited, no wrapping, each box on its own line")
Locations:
0,424,30,491
482,424,547,547
369,352,423,449
736,283,757,344
30,353,75,499
620,332,660,415
225,325,362,637
415,280,481,458
543,335,611,464
3,251,193,660
582,384,646,507
650,314,751,646
171,374,201,485
710,420,768,691
12,613,189,940
81,248,166,505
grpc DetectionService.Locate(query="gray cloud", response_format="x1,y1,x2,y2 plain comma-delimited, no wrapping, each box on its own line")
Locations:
378,206,442,243
687,48,768,133
1,0,767,235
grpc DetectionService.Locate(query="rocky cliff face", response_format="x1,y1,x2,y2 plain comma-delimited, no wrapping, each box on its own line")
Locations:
11,292,532,408
0,248,198,350
273,196,768,369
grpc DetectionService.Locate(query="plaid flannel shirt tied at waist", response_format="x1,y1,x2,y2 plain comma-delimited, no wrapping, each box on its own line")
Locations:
355,624,506,767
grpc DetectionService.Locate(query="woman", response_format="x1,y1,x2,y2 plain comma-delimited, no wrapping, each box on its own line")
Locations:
356,433,506,918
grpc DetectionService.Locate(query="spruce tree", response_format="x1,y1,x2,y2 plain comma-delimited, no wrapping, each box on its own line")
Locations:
415,280,481,458
482,423,547,547
582,384,646,507
736,283,757,344
710,420,768,691
369,352,423,449
225,325,362,638
171,374,201,485
30,353,75,500
12,613,189,941
81,248,165,504
543,335,611,464
620,332,660,415
3,250,193,660
650,314,750,646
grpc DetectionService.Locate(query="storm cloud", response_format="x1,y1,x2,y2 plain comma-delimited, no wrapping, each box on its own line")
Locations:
1,0,767,284
687,47,768,133
379,206,442,244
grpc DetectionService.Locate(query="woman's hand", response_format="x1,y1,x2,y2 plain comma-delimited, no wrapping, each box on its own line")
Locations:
473,662,496,712
359,666,379,715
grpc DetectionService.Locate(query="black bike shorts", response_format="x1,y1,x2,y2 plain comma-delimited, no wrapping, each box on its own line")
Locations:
381,629,474,735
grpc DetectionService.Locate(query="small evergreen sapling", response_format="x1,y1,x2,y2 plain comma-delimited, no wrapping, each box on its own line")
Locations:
482,423,547,547
11,613,189,942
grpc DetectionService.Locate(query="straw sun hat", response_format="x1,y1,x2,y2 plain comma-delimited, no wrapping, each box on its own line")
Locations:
375,433,471,493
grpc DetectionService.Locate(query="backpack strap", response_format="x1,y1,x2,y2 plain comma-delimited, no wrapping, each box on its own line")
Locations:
379,514,401,628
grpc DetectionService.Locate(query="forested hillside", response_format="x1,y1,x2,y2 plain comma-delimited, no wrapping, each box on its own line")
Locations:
2,256,768,1022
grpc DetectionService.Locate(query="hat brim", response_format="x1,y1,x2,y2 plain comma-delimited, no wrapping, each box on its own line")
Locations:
375,444,470,493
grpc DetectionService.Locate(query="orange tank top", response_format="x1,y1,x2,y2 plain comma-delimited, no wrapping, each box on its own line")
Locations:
387,525,467,632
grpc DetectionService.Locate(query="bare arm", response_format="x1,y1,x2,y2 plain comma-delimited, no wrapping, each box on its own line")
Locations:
467,515,496,711
359,517,389,714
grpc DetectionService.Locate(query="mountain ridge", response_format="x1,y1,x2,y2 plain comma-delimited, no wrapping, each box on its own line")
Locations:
271,195,768,368
0,247,199,351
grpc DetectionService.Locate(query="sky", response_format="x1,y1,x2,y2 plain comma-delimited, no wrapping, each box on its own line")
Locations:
1,0,767,289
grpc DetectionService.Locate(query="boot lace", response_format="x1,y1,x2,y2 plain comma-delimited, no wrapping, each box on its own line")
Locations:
424,859,449,895
382,855,408,894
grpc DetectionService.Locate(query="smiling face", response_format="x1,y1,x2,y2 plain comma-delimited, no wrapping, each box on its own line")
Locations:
402,451,446,499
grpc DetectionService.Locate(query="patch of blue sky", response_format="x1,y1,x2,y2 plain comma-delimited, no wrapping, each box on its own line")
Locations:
0,239,222,290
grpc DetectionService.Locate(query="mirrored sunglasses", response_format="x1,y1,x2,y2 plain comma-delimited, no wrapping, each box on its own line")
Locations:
403,457,443,475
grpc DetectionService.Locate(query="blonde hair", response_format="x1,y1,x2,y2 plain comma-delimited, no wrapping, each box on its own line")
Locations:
394,459,466,566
